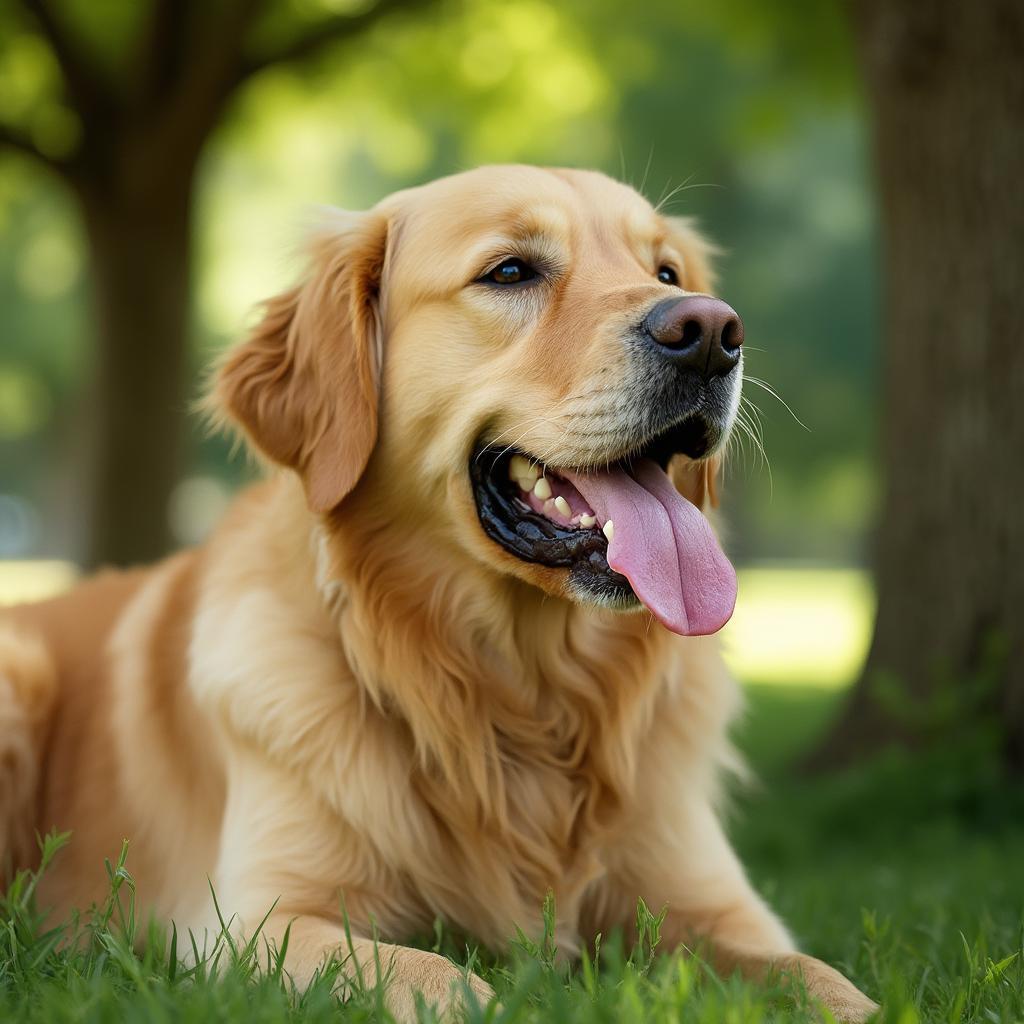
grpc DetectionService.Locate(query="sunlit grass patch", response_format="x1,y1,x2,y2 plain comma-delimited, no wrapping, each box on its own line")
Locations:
0,559,78,606
723,567,874,688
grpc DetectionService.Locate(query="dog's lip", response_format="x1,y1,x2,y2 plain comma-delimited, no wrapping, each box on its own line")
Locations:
470,444,611,568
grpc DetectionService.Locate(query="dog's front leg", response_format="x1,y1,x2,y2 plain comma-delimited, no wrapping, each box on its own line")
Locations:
241,912,494,1023
594,795,878,1023
209,755,493,1023
707,942,880,1024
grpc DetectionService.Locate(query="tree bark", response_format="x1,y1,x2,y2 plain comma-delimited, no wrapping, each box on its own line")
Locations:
78,171,195,568
811,0,1024,769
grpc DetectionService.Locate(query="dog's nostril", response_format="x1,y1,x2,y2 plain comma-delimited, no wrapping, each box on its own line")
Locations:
679,320,702,348
721,319,740,352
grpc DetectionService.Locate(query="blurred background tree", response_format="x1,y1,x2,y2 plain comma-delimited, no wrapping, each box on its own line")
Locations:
811,0,1024,771
0,0,427,567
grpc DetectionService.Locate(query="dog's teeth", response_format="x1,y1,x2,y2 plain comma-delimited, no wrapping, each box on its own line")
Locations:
579,513,596,528
509,455,538,484
533,477,552,500
553,496,571,517
602,520,615,542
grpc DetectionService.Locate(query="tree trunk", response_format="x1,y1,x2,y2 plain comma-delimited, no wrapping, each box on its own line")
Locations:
1,0,423,568
811,0,1024,768
79,171,194,569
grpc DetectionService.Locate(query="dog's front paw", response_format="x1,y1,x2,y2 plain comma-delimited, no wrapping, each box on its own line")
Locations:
379,947,495,1023
783,953,879,1023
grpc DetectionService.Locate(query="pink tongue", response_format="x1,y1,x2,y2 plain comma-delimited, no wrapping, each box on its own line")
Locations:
564,459,736,636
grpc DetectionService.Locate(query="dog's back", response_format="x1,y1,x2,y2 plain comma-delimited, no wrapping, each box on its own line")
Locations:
0,558,226,924
0,570,146,889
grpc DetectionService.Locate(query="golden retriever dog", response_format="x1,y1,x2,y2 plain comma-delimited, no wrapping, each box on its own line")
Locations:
0,165,877,1021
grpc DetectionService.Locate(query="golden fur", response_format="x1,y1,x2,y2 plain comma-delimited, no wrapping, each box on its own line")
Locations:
0,166,876,1021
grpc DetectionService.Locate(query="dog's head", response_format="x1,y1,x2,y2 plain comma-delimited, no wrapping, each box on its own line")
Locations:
215,166,742,635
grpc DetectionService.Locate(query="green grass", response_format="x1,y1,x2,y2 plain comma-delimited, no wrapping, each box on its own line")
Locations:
2,684,1023,1023
732,685,1024,1023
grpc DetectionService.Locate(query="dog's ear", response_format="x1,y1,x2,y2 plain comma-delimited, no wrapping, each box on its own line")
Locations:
213,210,388,513
664,216,719,295
669,456,721,510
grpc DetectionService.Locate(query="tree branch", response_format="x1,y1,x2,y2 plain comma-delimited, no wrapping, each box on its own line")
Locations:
19,0,116,119
232,0,432,86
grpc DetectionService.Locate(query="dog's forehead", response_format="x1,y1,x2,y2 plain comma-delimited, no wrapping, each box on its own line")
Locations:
385,166,661,261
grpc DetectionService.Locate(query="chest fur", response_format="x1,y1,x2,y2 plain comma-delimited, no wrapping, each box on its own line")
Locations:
330,707,630,949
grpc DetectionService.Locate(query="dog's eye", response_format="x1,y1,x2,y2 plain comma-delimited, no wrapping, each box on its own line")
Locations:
657,265,679,286
485,258,538,285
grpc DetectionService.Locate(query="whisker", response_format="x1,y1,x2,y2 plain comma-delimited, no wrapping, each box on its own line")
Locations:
654,174,695,212
735,398,773,495
744,376,811,433
655,177,723,213
738,401,767,455
739,397,767,447
639,145,655,198
477,415,567,465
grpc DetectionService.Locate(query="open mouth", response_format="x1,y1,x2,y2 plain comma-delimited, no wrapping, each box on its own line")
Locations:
470,415,737,636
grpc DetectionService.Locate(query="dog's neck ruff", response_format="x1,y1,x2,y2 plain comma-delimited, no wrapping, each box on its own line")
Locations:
320,506,672,829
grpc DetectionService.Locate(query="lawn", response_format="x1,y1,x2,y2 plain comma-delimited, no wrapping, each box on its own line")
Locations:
1,567,1022,1022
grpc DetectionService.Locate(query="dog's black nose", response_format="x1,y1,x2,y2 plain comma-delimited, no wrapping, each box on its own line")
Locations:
644,295,743,379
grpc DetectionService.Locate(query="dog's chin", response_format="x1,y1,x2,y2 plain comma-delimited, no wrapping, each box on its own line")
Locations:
498,544,642,612
567,569,645,614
